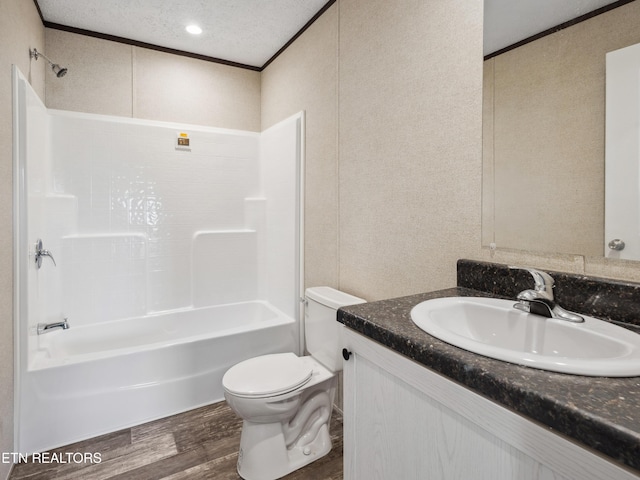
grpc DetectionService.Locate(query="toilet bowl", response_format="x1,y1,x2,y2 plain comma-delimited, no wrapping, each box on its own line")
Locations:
222,287,365,480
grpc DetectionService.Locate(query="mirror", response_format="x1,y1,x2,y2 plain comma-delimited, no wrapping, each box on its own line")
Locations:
482,0,640,257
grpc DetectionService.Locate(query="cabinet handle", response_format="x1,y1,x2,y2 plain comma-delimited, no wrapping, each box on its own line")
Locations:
342,348,352,361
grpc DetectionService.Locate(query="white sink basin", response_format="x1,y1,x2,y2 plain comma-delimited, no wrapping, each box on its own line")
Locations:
410,297,640,377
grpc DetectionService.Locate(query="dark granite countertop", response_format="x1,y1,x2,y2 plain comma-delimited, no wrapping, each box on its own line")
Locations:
338,286,640,475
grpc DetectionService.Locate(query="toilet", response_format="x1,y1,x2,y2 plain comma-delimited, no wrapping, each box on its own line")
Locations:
222,287,366,480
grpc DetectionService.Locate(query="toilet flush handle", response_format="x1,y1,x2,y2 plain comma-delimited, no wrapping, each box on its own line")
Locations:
342,348,352,361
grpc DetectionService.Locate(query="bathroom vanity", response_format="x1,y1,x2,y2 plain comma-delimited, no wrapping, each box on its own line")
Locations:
338,260,640,479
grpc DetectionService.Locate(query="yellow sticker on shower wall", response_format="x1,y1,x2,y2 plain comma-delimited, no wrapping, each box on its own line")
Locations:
176,132,190,148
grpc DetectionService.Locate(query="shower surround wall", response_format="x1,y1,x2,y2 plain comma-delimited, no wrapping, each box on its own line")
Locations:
51,111,263,319
14,69,303,453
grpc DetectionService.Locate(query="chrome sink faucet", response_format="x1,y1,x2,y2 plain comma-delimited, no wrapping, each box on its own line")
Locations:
510,267,584,323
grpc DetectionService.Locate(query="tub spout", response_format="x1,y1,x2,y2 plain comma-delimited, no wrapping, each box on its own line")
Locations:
37,318,70,335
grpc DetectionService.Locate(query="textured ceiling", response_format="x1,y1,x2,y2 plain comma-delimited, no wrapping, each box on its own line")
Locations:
36,0,330,68
37,0,626,68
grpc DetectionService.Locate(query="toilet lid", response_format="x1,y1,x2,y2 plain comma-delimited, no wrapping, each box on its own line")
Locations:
223,352,313,398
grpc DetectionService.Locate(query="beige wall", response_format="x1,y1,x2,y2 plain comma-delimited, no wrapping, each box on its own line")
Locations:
263,0,484,301
45,29,261,131
0,2,45,477
261,4,339,290
338,0,484,300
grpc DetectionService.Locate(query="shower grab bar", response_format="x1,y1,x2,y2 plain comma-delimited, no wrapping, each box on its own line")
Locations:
35,239,56,268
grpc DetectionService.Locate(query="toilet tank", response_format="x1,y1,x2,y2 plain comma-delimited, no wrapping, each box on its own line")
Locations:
305,287,366,372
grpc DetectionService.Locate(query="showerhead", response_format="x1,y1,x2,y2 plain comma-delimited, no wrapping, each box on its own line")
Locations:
30,48,68,78
52,65,67,78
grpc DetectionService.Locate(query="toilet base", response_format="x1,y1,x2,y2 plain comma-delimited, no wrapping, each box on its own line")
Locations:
236,420,332,480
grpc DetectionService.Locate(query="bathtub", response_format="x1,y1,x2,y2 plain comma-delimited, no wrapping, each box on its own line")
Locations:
18,301,298,454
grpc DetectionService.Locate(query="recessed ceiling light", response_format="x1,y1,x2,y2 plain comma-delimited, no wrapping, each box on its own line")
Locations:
186,25,202,35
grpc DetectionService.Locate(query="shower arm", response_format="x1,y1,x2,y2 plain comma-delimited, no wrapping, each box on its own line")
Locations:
30,48,68,77
30,48,54,65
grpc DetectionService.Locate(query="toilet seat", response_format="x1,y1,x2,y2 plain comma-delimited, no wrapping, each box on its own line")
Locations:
223,353,313,398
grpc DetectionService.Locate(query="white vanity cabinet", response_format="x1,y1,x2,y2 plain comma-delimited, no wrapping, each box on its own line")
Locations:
342,328,639,480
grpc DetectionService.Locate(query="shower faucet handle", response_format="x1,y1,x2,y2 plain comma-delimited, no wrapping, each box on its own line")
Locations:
35,239,56,269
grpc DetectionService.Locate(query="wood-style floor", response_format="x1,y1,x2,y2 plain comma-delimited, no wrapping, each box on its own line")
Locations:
9,401,343,480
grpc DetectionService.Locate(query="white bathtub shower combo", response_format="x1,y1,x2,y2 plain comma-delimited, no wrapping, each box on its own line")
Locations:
12,67,306,454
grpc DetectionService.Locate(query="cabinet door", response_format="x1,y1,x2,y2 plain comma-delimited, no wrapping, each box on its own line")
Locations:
342,329,637,480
